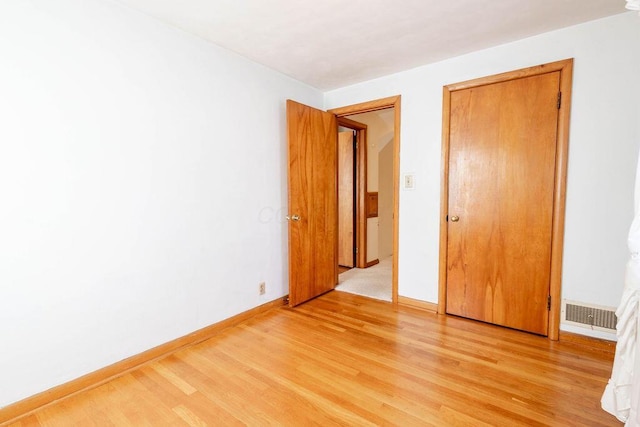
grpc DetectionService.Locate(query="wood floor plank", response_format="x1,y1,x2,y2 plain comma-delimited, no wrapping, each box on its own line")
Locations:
149,361,198,396
4,291,618,426
171,404,207,427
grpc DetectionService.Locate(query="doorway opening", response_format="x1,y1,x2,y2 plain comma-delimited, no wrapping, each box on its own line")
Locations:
337,117,367,272
330,98,400,304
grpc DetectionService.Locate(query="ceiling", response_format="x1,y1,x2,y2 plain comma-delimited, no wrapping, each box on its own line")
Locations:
113,0,626,90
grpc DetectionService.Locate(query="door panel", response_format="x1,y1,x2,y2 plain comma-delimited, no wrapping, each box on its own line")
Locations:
287,100,338,307
446,72,561,335
338,130,355,267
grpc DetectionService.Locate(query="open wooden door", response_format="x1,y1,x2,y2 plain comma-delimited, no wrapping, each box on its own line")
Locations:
287,100,338,307
338,130,355,268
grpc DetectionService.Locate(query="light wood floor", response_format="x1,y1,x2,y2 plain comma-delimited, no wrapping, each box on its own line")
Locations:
6,291,618,426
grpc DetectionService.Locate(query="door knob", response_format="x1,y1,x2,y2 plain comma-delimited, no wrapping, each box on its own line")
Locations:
450,215,459,222
286,214,301,221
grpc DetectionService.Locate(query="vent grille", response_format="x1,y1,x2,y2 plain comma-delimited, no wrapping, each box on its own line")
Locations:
565,303,617,330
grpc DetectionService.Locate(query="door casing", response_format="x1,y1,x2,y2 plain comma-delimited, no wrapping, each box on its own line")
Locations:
438,59,573,340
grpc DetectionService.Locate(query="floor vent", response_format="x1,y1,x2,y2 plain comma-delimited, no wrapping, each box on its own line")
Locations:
562,300,617,331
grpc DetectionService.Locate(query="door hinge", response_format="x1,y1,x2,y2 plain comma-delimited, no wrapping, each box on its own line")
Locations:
547,295,551,311
557,92,562,109
355,247,359,254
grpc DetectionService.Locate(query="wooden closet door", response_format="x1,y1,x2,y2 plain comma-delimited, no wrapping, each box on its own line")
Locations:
446,72,561,335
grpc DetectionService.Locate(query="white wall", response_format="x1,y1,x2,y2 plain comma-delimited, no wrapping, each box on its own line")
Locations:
325,12,640,338
0,0,321,408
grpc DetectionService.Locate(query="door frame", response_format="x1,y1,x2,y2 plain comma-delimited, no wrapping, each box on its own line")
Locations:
438,59,573,340
337,117,367,268
329,95,401,305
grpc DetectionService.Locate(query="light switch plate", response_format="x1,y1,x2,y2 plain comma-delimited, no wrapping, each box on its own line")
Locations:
403,173,415,190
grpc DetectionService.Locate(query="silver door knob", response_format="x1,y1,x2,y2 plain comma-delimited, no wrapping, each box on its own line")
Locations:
450,215,459,222
286,215,301,221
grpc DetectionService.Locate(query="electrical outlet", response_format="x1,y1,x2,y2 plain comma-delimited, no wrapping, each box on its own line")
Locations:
259,282,266,295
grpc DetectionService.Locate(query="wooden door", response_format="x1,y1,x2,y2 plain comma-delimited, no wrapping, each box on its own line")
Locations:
338,130,355,267
446,72,561,335
287,100,338,307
